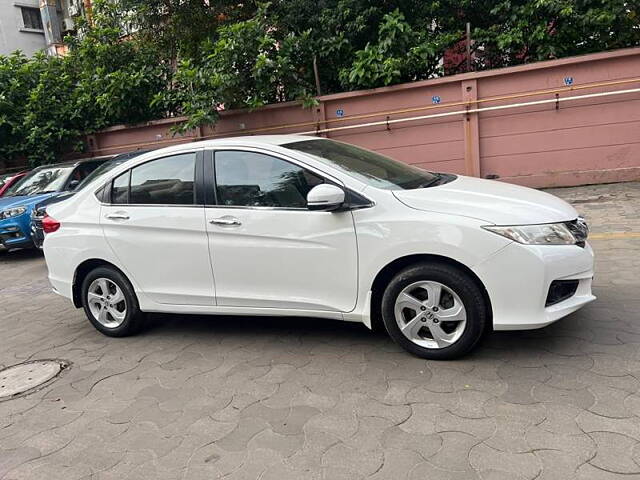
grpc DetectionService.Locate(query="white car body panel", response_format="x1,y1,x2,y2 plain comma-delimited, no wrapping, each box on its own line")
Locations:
100,204,215,305
205,207,359,311
44,135,595,332
393,175,579,224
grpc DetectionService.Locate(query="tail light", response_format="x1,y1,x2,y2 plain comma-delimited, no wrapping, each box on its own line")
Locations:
42,215,61,234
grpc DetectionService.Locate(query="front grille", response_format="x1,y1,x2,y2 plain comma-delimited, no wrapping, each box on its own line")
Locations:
546,280,579,306
566,217,589,247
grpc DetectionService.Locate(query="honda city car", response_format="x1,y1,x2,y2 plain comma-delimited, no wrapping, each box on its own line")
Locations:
42,136,594,359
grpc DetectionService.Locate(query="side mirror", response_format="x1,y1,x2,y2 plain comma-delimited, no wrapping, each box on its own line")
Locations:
307,184,345,211
68,179,80,191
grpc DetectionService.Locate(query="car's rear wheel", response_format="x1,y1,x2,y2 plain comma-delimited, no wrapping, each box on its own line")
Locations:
81,266,144,337
381,262,488,360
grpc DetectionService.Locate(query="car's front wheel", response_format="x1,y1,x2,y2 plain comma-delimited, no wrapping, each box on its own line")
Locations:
381,262,488,360
81,266,145,337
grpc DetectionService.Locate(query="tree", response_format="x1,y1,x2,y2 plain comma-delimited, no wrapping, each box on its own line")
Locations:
116,0,258,60
434,0,640,70
0,0,170,166
1,0,638,165
0,53,45,163
339,9,457,89
162,4,318,132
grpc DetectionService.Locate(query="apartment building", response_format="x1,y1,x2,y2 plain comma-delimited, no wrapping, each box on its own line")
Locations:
0,0,87,56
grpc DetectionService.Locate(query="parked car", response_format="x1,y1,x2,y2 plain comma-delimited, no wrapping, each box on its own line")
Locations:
0,171,29,197
31,151,150,249
0,157,110,250
43,136,594,359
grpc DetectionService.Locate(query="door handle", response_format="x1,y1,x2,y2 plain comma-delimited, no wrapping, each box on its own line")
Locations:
209,216,241,226
105,212,130,221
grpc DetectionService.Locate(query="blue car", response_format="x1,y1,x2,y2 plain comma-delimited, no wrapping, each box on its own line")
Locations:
0,157,110,251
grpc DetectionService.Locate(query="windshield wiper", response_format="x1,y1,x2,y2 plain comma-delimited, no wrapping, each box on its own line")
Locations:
416,174,442,189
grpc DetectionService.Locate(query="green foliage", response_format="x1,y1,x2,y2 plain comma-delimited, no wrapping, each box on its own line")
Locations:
339,9,456,89
0,0,638,165
0,53,44,162
0,0,169,166
164,4,317,133
435,0,640,69
117,0,258,59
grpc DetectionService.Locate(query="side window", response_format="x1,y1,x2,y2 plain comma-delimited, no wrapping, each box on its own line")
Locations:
69,163,99,189
129,153,196,205
112,171,129,204
214,151,324,208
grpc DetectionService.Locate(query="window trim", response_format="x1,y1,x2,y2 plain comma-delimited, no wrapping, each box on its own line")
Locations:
19,6,43,31
102,150,203,207
110,169,131,205
206,147,373,211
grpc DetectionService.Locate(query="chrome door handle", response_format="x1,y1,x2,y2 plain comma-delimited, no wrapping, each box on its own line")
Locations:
209,217,241,226
105,213,130,221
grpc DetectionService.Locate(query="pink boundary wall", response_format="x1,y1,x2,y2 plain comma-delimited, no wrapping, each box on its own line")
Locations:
87,47,640,188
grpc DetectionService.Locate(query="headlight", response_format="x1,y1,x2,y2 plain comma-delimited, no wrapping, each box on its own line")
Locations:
0,206,27,220
483,223,577,245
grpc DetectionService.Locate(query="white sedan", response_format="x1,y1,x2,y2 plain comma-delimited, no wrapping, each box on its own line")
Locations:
42,136,595,359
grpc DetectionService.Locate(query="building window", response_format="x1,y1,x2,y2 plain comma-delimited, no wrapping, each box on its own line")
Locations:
21,7,43,30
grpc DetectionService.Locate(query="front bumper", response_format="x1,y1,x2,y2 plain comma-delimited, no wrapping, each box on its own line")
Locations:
0,215,34,249
474,241,595,331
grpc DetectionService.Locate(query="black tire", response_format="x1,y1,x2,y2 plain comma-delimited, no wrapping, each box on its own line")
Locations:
381,262,488,360
81,266,145,337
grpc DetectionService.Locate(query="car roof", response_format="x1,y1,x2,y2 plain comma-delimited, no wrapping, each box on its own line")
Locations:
205,135,319,146
214,134,322,148
30,137,320,173
130,134,325,158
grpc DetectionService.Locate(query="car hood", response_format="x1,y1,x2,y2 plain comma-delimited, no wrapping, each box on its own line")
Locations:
0,193,58,211
392,175,578,225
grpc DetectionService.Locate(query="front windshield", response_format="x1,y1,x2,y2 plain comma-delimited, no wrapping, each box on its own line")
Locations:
4,166,74,197
284,139,437,190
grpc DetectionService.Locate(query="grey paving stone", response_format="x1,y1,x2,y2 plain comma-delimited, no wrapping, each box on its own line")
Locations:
1,181,640,478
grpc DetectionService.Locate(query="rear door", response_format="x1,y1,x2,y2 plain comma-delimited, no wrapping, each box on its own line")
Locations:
101,150,215,306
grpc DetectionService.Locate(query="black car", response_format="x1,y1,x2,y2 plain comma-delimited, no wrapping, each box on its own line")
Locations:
31,151,150,248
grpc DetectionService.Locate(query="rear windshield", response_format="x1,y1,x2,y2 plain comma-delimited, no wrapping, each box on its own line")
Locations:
75,159,126,191
284,139,438,190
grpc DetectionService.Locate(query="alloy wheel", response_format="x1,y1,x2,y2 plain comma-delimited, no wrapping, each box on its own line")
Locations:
393,280,467,349
87,278,127,329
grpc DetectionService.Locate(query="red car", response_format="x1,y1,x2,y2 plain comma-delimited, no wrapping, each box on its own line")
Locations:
0,171,29,197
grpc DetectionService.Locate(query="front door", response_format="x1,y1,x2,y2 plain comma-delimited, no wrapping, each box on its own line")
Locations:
205,149,358,312
101,151,214,306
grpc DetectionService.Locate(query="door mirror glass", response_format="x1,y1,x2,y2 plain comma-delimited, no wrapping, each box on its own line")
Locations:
307,184,345,211
67,179,80,191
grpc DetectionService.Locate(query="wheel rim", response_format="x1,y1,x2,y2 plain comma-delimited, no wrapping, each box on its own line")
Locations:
394,280,467,349
87,278,127,329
